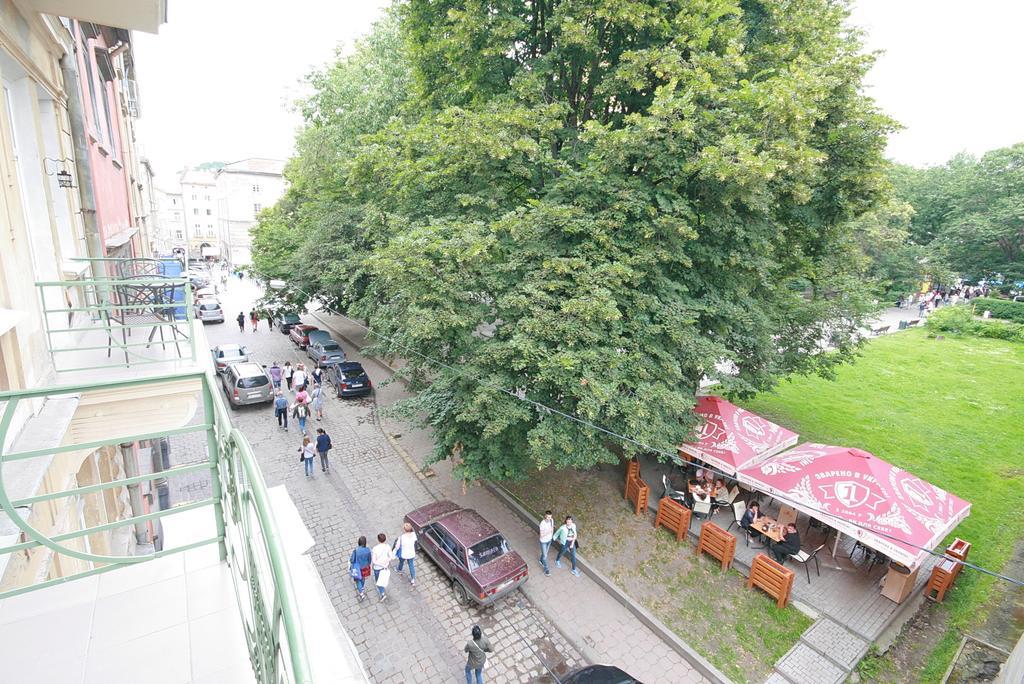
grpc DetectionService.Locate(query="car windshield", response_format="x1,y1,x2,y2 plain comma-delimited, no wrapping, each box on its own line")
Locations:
467,534,510,570
237,375,268,389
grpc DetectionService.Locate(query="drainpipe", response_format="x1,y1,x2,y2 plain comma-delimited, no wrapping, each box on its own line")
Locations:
119,442,149,545
59,51,104,270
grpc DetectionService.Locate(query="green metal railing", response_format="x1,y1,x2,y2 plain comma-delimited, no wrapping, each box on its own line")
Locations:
0,371,312,683
36,256,198,373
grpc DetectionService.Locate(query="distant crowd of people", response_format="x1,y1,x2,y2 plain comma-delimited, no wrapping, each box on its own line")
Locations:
896,284,989,317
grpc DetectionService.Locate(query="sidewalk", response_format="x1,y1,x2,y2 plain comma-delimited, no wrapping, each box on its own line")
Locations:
312,309,716,684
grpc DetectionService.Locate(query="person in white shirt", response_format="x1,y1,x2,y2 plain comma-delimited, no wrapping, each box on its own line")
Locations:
371,532,393,602
292,365,307,392
538,510,554,577
393,522,418,586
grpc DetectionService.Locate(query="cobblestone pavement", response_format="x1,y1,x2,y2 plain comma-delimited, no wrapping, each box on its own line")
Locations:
205,281,585,683
308,308,712,684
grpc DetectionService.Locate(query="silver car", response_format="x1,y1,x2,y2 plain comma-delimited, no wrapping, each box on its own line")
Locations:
211,343,249,373
220,362,274,409
307,338,345,367
195,298,225,323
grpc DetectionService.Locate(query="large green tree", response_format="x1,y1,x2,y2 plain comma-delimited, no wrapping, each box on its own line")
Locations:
255,0,893,480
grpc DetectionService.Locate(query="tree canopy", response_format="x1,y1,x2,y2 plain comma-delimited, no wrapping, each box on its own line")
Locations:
252,0,894,480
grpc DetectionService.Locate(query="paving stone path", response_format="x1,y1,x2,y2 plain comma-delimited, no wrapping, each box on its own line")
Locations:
202,286,587,684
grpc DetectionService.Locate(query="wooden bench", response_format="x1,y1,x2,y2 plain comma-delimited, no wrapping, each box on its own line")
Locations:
654,497,692,542
625,475,650,516
624,459,640,492
926,537,971,603
747,553,796,608
696,522,736,571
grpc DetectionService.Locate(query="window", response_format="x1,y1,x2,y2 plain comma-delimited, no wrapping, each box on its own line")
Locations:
252,184,261,192
204,194,210,201
253,203,262,214
207,224,213,229
192,194,197,200
172,198,177,205
206,209,212,215
175,230,183,239
80,38,103,143
194,223,200,229
174,212,180,220
206,230,214,237
468,535,510,570
193,208,198,215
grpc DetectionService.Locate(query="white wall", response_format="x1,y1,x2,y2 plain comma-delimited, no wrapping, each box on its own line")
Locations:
215,171,286,266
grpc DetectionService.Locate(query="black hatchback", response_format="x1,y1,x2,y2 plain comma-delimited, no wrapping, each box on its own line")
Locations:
327,361,372,398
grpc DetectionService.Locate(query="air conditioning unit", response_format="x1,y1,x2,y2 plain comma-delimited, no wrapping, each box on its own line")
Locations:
124,79,140,118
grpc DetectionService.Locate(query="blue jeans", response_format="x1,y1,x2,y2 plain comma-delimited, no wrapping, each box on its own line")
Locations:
556,541,577,570
373,568,386,597
303,457,314,476
354,574,365,593
396,556,416,580
465,666,483,684
539,541,551,573
297,416,307,433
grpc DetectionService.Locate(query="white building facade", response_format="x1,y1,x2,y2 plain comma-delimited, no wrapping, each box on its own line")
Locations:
153,186,185,254
215,158,286,266
178,167,220,258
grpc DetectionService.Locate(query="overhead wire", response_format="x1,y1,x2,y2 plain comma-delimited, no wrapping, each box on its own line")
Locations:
269,281,1024,589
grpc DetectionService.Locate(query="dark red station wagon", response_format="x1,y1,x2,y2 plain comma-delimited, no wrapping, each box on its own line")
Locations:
405,500,528,606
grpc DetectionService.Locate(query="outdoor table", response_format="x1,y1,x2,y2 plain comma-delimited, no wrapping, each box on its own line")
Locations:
752,516,785,544
688,483,719,499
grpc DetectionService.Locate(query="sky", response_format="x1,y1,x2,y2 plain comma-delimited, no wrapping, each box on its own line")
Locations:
134,0,1024,186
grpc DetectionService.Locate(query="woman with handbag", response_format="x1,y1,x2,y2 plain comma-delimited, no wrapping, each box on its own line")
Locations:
348,536,372,602
371,532,393,602
298,436,316,478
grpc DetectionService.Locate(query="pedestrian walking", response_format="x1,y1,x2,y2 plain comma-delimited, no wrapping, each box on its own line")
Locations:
269,361,283,390
315,428,332,473
295,387,309,406
236,311,245,333
538,509,554,577
349,536,372,601
292,399,311,434
463,625,492,684
266,311,275,330
553,515,581,576
371,533,393,602
392,522,418,586
283,361,293,391
237,271,243,281
273,391,289,431
311,384,324,421
311,365,323,388
249,310,258,332
298,436,316,478
292,364,307,392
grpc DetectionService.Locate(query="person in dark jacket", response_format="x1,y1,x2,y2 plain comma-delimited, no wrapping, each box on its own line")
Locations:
740,501,763,541
315,428,332,473
236,311,245,333
770,523,801,564
464,625,492,684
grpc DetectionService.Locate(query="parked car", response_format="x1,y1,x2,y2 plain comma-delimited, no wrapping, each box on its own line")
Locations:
306,329,332,347
194,287,218,301
405,500,528,606
326,361,372,398
307,338,345,367
563,665,641,684
194,298,225,324
211,343,249,372
289,324,319,349
277,313,302,333
220,362,274,410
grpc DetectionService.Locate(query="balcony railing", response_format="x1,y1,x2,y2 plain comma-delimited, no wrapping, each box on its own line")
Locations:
0,370,312,683
36,256,198,373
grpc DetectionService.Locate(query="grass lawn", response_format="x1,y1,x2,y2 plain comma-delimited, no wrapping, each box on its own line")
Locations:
742,327,1024,681
505,467,812,682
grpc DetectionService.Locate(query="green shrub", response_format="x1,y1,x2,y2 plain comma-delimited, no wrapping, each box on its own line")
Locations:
928,305,1024,342
972,297,1024,323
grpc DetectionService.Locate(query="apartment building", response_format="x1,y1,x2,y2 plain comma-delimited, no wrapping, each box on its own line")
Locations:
179,167,221,258
216,157,286,266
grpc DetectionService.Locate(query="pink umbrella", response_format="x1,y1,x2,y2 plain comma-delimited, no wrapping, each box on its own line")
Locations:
737,444,971,569
678,396,798,475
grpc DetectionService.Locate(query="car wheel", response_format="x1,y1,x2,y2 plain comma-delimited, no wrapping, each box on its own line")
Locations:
451,580,469,606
